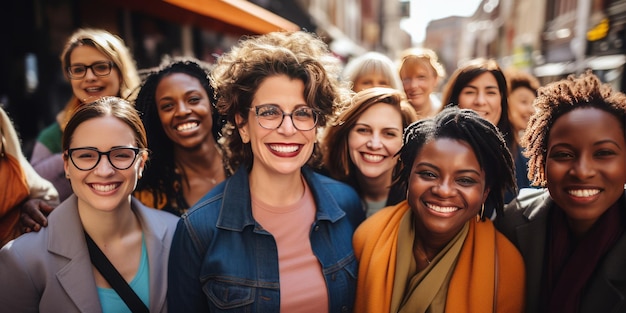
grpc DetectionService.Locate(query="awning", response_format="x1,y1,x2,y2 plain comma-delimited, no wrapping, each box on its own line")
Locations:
107,0,299,35
164,0,299,34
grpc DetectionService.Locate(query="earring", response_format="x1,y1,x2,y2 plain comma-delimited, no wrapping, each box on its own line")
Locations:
476,203,485,222
65,173,70,179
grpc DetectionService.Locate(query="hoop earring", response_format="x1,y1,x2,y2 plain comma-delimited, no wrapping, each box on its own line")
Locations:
476,203,485,223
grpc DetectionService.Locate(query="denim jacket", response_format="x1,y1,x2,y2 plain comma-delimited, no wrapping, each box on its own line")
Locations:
167,166,365,313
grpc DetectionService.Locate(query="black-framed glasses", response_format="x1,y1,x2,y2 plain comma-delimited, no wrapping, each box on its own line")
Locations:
252,104,319,131
67,147,140,171
67,61,114,79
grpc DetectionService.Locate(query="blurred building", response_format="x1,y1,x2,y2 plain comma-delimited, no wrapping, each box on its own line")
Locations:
424,0,626,90
424,16,470,82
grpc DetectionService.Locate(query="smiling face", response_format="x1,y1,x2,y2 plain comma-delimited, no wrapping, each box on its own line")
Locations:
458,72,502,126
400,62,439,111
155,73,214,150
508,87,536,133
348,102,403,181
236,75,315,177
64,116,146,213
407,138,489,241
545,107,626,234
69,45,121,103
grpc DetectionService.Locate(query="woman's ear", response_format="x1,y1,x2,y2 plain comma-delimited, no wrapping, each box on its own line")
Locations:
482,187,490,204
235,114,250,143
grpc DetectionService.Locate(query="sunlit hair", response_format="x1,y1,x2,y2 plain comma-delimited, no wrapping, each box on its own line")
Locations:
442,58,514,150
62,96,147,154
134,57,223,211
396,107,516,218
60,28,140,127
523,71,626,186
342,51,403,91
321,87,406,195
211,31,350,174
398,47,446,80
504,68,540,95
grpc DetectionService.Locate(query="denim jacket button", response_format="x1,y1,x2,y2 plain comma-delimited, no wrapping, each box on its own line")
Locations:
314,225,320,231
341,306,349,312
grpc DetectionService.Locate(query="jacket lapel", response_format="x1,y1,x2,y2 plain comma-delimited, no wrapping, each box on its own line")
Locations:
48,195,102,313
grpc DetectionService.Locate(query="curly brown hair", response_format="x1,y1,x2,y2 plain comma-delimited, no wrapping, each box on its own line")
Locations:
523,71,626,186
211,31,350,174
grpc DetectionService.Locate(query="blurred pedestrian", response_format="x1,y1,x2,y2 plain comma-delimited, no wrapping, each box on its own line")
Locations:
398,47,446,119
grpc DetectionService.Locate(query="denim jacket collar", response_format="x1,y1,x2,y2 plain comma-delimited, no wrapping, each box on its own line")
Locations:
216,166,346,232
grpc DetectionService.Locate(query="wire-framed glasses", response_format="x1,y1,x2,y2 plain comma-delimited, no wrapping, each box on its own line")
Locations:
252,104,319,131
67,61,114,79
67,147,140,171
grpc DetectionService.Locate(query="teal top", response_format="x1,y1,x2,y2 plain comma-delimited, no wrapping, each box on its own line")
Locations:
97,236,150,313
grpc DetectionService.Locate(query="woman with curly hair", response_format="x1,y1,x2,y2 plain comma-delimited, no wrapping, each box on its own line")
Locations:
496,71,626,313
134,57,226,216
167,31,364,312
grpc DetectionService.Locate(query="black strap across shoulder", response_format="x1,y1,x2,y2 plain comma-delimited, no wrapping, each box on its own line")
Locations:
84,231,149,313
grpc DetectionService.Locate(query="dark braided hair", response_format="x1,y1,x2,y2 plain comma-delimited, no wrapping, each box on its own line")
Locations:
523,71,626,186
134,57,223,215
395,107,516,217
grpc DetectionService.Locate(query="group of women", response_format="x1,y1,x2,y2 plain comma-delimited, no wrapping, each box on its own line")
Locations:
0,27,625,313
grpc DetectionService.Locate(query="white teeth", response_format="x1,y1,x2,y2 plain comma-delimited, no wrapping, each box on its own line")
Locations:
269,144,299,153
363,153,384,162
568,189,600,197
176,122,198,131
85,87,101,92
92,184,117,192
427,203,458,213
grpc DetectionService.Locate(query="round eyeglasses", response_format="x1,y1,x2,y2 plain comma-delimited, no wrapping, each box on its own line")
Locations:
67,147,140,171
252,104,319,131
67,61,114,79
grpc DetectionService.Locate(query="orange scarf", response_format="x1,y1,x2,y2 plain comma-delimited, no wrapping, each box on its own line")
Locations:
353,201,526,313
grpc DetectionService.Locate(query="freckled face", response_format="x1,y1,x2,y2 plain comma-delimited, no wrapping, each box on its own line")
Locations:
545,107,626,233
407,138,489,241
348,102,403,180
458,72,502,126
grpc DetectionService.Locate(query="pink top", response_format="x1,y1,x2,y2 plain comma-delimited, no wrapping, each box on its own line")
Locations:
251,181,329,313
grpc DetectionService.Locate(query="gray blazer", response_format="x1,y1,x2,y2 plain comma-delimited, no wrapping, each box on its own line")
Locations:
0,195,179,313
495,188,626,313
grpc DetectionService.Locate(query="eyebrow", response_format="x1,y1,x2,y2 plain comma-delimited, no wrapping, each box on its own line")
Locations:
415,162,482,176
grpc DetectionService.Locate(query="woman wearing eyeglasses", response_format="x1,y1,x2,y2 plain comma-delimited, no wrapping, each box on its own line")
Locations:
167,31,365,313
0,96,178,313
29,28,140,206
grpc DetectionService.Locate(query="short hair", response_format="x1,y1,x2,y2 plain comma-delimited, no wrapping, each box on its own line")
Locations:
342,51,403,91
504,68,540,95
523,71,626,186
134,57,222,208
321,87,405,193
62,96,147,153
398,47,446,80
211,31,350,173
60,28,140,126
396,107,516,217
442,58,514,150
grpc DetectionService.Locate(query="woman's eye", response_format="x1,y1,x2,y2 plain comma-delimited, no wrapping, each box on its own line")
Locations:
457,177,477,186
417,171,436,179
355,127,371,134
